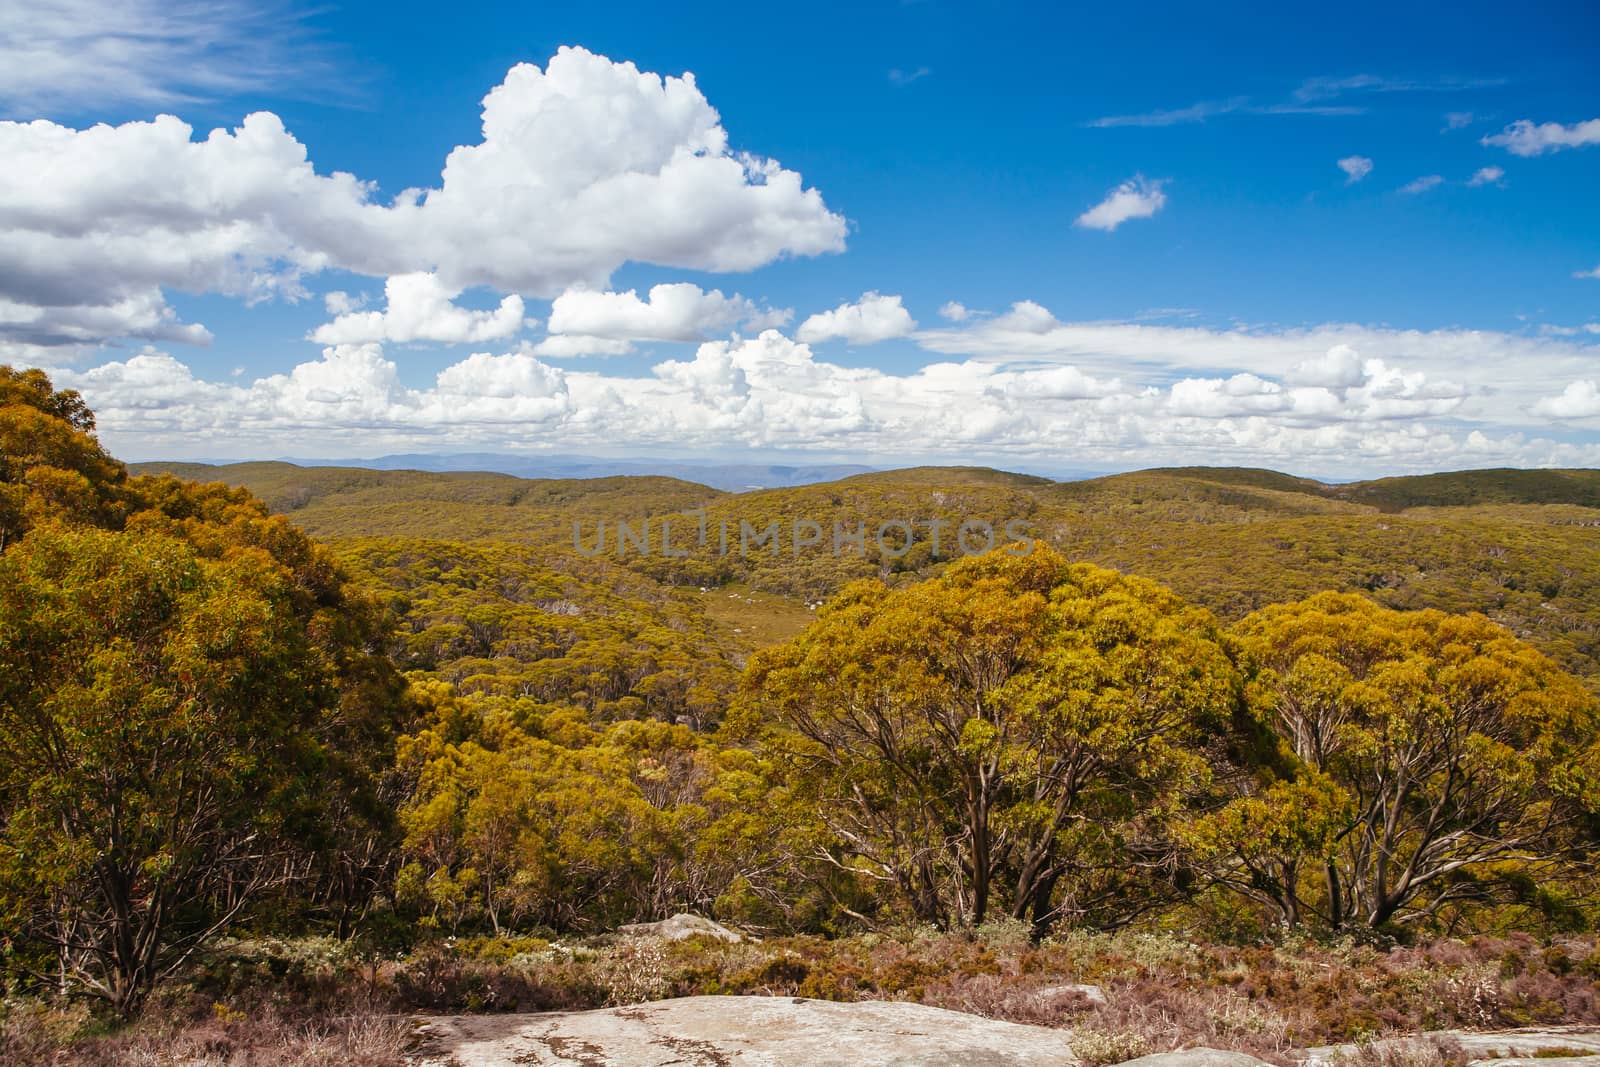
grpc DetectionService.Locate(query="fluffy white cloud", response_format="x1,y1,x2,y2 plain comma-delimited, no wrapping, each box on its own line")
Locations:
386,49,846,295
0,47,845,357
51,311,1600,479
1483,118,1600,156
796,292,917,345
545,283,766,346
1467,166,1505,187
1575,266,1600,281
323,290,365,315
938,301,970,322
1337,156,1373,183
913,301,1596,433
1400,175,1444,194
1075,176,1167,231
1533,381,1600,419
310,272,526,345
0,290,211,352
529,335,636,359
1287,344,1366,388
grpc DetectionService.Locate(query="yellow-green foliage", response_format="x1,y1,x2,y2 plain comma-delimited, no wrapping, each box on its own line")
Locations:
135,459,1600,686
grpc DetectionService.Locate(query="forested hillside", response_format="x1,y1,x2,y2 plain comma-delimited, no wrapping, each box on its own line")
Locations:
134,458,1600,685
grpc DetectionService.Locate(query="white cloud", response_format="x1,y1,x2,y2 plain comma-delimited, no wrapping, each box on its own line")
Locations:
48,312,1600,479
1483,118,1600,156
1337,156,1373,183
1574,266,1600,281
796,292,917,345
888,67,931,87
546,283,764,344
1444,111,1475,131
0,289,211,352
1400,175,1445,194
1087,77,1499,130
529,335,636,359
0,47,846,357
938,301,970,322
913,302,1596,435
1287,344,1366,388
1533,381,1600,420
0,0,330,112
1467,166,1505,187
323,290,365,315
1075,176,1167,231
310,272,526,345
1087,98,1249,128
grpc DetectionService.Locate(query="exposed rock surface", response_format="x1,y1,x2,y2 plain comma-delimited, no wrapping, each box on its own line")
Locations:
410,994,1080,1066
1301,1027,1600,1066
411,997,1600,1067
615,912,744,943
1116,1050,1273,1067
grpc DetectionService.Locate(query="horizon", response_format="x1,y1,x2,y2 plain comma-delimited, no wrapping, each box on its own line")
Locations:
127,450,1600,491
3,1,1598,477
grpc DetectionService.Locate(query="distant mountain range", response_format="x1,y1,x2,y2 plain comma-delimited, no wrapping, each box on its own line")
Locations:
272,453,879,492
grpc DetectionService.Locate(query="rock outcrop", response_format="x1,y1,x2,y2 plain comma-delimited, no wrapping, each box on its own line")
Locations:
1117,1050,1273,1067
411,994,1081,1066
615,913,744,943
1300,1026,1600,1066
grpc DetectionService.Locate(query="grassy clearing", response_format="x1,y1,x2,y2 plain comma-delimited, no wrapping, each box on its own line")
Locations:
694,581,817,650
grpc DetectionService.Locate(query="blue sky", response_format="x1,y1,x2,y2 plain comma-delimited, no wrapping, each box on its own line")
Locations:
1,0,1598,476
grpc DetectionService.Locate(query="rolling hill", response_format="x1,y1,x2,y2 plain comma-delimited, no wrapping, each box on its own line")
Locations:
131,460,1600,685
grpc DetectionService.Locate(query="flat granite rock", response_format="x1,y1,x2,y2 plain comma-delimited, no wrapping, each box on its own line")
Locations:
1301,1028,1600,1066
1117,1050,1273,1067
615,912,744,942
411,994,1080,1066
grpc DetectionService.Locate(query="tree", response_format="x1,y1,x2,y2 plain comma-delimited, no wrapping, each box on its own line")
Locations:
746,546,1240,932
1200,592,1600,930
0,527,329,1012
0,367,405,1014
0,366,127,546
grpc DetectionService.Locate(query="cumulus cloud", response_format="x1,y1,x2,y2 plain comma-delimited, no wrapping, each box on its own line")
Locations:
49,311,1600,478
1287,344,1367,388
544,283,769,349
529,335,636,359
310,272,526,345
938,301,970,322
1075,176,1167,231
1483,118,1600,156
1533,381,1600,419
1337,156,1373,183
1467,166,1505,187
913,301,1596,434
796,292,917,345
323,290,365,315
0,46,846,358
1400,175,1445,194
0,290,211,353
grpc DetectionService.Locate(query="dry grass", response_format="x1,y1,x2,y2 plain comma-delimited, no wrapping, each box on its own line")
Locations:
7,928,1600,1063
0,992,412,1066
